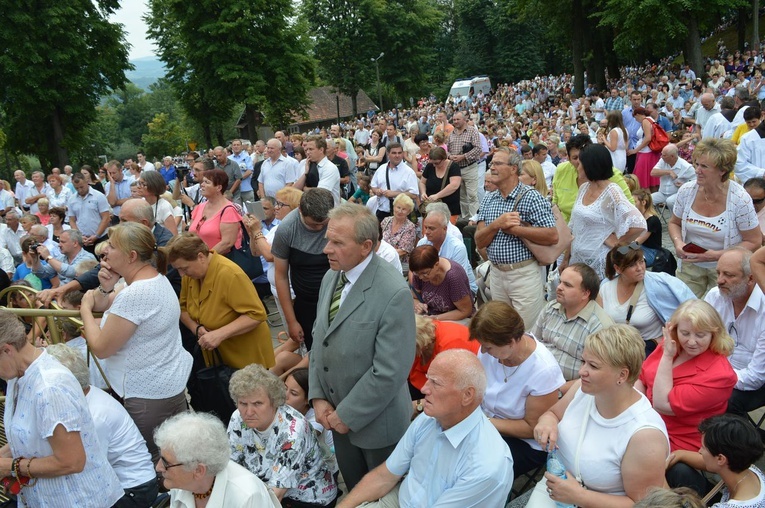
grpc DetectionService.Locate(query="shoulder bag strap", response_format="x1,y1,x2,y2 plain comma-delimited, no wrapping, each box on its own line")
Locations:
573,394,594,485
512,186,530,213
438,163,451,192
625,281,644,324
385,165,394,210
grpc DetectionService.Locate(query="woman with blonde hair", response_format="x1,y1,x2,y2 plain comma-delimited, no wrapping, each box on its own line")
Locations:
519,160,549,197
533,325,669,506
79,222,192,462
636,299,736,494
381,193,417,268
632,188,662,266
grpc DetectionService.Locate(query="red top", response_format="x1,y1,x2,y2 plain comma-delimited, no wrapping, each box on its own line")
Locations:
409,320,480,391
639,343,737,452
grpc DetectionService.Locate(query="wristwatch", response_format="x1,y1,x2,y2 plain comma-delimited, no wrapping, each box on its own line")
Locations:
45,255,52,261
97,285,114,295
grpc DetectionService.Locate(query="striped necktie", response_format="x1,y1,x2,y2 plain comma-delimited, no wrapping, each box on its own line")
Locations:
328,272,348,323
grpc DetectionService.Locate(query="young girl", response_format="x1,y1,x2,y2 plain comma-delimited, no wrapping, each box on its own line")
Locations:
633,189,662,267
284,368,339,476
348,174,371,205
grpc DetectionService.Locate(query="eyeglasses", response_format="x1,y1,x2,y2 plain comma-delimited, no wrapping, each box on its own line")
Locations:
195,216,207,232
275,201,287,209
617,242,642,255
136,181,146,187
728,322,738,346
159,456,184,470
416,268,434,279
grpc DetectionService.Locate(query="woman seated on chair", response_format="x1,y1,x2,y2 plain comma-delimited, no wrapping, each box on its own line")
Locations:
469,301,564,478
636,300,737,496
699,414,765,508
533,325,669,506
598,244,695,357
409,245,474,322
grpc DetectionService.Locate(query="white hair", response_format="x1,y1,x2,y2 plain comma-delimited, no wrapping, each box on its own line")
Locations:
154,412,230,476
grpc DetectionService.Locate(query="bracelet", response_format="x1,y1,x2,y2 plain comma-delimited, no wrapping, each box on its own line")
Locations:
10,458,19,478
97,285,114,295
25,458,34,479
196,324,204,337
253,233,265,240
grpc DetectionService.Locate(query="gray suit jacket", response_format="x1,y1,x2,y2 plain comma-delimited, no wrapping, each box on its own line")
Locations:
309,254,416,449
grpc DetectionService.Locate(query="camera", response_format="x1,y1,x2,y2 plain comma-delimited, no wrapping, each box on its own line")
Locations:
28,242,40,254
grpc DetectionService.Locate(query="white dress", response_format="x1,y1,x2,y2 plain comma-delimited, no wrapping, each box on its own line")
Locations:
570,183,647,280
608,128,627,172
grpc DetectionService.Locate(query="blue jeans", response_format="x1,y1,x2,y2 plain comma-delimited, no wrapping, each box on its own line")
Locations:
642,246,658,267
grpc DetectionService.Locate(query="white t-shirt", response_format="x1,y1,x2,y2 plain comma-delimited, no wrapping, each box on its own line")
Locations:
66,337,109,390
479,336,565,451
375,239,403,274
86,386,156,489
148,198,174,229
101,274,192,399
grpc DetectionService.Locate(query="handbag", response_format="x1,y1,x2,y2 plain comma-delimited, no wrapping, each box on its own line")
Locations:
220,205,264,280
189,346,237,423
419,164,451,215
513,188,573,266
648,121,670,152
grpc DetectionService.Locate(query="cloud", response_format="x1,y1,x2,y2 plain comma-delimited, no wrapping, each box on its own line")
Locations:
110,0,157,60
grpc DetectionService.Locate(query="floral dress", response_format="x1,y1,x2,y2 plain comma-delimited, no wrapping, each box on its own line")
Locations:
381,216,417,263
228,405,337,506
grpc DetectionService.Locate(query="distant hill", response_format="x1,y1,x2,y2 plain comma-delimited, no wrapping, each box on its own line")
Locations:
126,56,166,90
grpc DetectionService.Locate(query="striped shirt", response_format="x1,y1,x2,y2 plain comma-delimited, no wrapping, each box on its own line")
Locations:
476,183,556,264
533,300,614,381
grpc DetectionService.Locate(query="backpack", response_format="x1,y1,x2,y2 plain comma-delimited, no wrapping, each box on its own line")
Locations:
649,121,670,152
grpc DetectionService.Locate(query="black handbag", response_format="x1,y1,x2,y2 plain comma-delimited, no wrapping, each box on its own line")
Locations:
220,205,264,280
188,346,237,424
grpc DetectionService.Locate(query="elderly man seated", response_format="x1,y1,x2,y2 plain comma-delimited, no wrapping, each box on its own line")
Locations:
705,247,765,418
650,143,695,209
336,350,513,508
32,229,95,285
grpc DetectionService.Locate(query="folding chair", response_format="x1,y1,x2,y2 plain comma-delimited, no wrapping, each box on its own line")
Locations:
656,201,669,225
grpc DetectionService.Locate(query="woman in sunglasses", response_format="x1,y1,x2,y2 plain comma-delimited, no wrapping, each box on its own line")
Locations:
598,244,695,357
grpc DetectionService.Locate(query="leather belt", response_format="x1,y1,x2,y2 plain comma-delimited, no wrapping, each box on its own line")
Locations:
491,258,536,272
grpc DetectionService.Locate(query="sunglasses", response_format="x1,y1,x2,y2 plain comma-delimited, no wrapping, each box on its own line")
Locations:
752,197,765,205
616,242,641,255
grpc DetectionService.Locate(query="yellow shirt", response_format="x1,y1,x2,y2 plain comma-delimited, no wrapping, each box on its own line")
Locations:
732,123,751,145
552,162,635,222
180,252,275,369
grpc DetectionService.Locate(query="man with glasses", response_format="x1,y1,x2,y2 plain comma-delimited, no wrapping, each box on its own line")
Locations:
704,247,765,420
32,229,95,285
475,147,557,331
650,143,695,209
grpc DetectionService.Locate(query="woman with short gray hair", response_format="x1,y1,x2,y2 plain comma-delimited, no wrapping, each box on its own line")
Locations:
155,411,279,507
228,364,338,507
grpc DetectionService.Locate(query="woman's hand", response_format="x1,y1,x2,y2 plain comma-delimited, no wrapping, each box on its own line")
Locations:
534,414,559,451
97,265,119,292
544,470,585,505
413,301,429,315
420,194,430,203
661,325,677,358
242,214,262,235
197,327,225,350
80,290,96,314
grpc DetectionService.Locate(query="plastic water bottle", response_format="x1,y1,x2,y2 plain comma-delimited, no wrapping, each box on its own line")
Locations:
546,449,575,508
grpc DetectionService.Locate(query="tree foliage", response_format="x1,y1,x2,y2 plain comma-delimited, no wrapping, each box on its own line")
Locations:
141,113,189,159
0,0,131,168
146,0,313,141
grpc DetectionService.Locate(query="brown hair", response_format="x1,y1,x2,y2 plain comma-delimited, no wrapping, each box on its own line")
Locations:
469,300,525,346
604,244,644,280
409,245,439,272
164,232,210,263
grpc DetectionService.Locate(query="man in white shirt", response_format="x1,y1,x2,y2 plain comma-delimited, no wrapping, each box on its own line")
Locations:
370,143,419,222
2,211,24,263
532,143,556,190
25,171,50,214
13,170,34,211
354,121,370,147
257,139,300,199
705,248,765,418
294,136,341,206
136,151,155,172
650,143,695,208
736,121,765,182
0,180,14,219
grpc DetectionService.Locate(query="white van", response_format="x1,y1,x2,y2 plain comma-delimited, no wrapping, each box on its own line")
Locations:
448,76,492,103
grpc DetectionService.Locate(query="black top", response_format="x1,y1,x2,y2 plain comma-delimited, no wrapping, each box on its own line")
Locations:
421,162,462,216
90,182,105,194
643,215,662,250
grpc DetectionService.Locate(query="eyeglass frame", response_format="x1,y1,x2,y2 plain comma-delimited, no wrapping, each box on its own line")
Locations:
158,455,185,470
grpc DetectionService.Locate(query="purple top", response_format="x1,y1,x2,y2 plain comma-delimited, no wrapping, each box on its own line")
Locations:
412,259,474,316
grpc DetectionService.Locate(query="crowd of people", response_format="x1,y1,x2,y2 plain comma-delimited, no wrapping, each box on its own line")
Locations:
7,39,765,508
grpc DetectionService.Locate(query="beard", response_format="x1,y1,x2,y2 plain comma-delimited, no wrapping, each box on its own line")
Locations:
721,280,751,301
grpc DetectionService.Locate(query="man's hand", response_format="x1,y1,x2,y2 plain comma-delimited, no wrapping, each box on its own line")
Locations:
327,411,349,434
37,287,66,307
83,235,96,246
36,245,51,260
312,399,334,429
495,212,521,232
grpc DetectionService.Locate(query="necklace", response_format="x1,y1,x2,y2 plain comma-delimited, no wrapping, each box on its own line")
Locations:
731,470,751,497
500,336,528,383
193,477,215,500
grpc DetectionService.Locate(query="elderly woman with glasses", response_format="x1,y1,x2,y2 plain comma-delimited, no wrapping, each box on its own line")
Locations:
155,411,280,508
409,244,474,323
598,244,695,357
227,364,338,507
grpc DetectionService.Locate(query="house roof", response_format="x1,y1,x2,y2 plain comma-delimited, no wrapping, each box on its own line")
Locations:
298,87,377,125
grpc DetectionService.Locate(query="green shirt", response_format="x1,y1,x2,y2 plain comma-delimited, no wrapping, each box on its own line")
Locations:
552,162,635,222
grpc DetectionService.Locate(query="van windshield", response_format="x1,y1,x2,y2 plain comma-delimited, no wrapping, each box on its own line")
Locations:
449,86,469,98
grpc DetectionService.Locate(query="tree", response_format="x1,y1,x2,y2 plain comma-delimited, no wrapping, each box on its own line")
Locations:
147,0,313,141
141,113,188,159
300,0,385,116
0,0,130,168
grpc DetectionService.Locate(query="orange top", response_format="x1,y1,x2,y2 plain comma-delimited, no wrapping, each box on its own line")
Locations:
409,320,480,391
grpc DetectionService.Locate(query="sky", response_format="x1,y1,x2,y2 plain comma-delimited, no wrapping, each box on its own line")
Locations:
110,0,156,60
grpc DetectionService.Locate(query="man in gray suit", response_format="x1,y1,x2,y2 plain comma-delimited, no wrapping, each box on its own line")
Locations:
309,203,416,490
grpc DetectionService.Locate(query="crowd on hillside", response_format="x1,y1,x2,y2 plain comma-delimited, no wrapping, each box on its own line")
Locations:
6,38,765,508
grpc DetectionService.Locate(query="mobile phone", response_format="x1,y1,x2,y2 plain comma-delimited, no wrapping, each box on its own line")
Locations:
245,201,266,220
682,242,708,254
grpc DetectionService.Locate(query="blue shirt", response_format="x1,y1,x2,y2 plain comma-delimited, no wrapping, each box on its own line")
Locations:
622,108,641,150
159,166,176,186
417,234,477,295
104,176,134,215
387,406,513,508
230,152,254,192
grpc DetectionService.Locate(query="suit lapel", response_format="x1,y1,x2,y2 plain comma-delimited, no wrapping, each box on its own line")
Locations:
324,257,378,336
